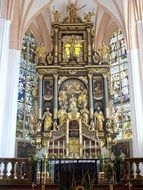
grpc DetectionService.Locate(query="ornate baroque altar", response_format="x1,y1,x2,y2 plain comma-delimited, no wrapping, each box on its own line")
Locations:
32,4,111,160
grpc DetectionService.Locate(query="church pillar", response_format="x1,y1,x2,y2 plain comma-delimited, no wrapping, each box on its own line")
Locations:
103,74,110,119
87,28,92,63
126,0,143,157
0,19,11,157
0,49,20,157
127,20,143,157
88,74,94,119
53,74,58,121
127,49,143,157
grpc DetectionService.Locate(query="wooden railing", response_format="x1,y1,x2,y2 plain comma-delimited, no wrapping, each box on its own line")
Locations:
0,157,143,189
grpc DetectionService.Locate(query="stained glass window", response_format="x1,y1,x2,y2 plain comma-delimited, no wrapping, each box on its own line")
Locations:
110,30,132,140
16,30,37,139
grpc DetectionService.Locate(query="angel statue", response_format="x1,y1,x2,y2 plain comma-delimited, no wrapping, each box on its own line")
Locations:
84,11,94,22
52,9,60,22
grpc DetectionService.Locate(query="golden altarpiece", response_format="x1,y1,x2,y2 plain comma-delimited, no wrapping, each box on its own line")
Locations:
32,5,112,160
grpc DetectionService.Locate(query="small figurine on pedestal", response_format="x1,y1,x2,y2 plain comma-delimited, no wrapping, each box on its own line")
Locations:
94,107,105,131
52,9,61,22
46,52,53,64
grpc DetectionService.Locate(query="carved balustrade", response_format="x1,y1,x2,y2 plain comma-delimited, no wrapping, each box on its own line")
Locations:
120,158,143,185
0,158,31,183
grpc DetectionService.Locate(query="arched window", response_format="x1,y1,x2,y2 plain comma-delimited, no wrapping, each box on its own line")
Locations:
16,30,37,139
109,30,132,140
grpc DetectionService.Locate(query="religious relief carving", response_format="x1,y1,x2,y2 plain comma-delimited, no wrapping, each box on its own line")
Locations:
58,79,88,123
62,35,84,62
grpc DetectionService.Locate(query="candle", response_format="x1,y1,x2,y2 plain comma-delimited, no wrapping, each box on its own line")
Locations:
52,141,54,155
106,107,110,118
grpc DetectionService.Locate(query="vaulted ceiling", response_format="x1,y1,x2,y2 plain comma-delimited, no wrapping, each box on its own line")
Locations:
6,0,131,50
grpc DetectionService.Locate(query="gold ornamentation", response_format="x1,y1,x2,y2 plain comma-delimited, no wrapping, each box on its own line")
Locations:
35,43,47,60
75,185,85,190
98,41,110,62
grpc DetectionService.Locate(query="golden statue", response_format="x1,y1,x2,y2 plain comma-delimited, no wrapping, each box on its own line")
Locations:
78,89,88,107
52,10,60,22
84,11,94,22
42,108,53,132
94,107,105,131
58,106,67,125
66,3,86,23
63,35,83,61
98,41,110,62
66,3,77,23
29,114,37,135
35,43,47,62
80,104,89,124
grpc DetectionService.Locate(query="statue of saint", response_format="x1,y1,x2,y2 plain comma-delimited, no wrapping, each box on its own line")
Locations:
67,3,77,23
35,43,47,63
69,94,78,112
29,114,37,135
94,107,105,131
78,89,88,108
80,104,89,124
98,41,110,62
42,108,53,132
52,10,60,22
58,106,67,125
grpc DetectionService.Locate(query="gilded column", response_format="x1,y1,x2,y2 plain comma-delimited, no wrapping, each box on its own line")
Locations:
87,28,92,63
53,74,58,120
79,118,83,157
38,74,43,120
88,74,94,119
103,73,110,118
54,28,58,64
